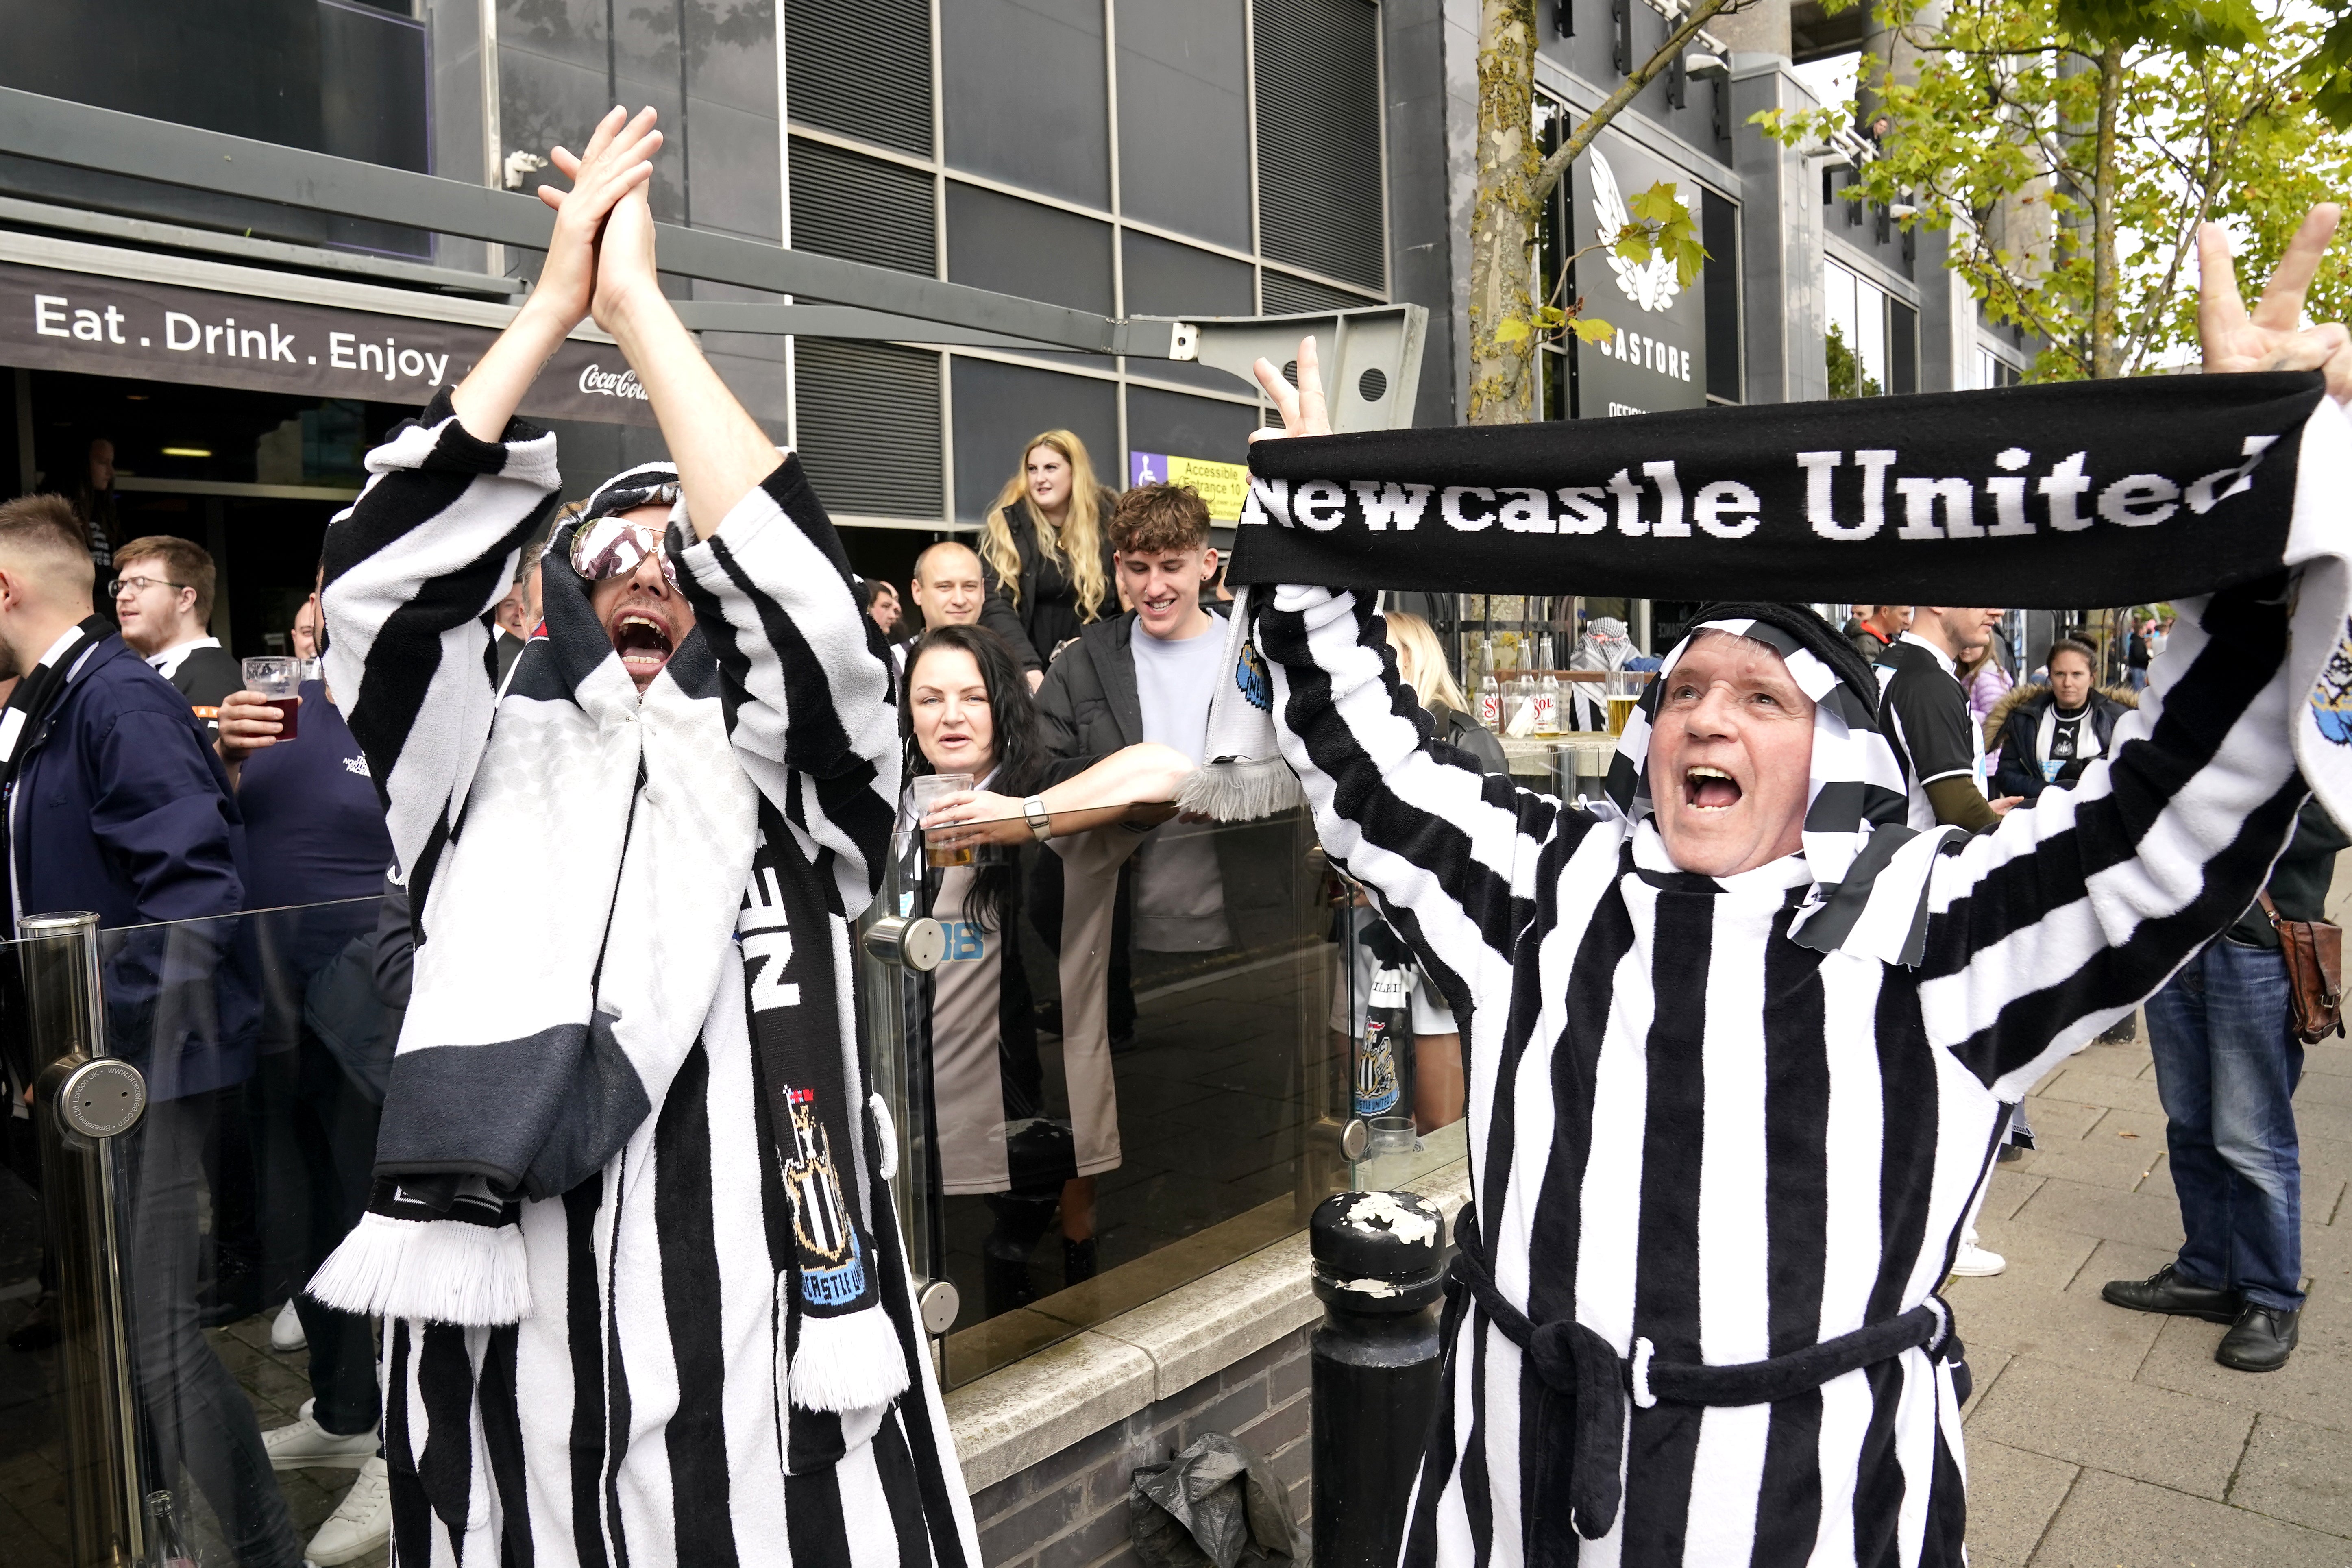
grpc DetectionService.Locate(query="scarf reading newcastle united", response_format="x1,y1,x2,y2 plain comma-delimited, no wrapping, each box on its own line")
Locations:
1188,372,2352,954
313,463,906,1415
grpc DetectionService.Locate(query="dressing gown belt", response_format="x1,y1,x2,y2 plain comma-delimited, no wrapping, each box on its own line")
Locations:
1444,1201,1966,1546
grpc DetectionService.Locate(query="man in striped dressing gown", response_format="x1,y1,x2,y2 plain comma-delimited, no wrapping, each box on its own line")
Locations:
1242,219,2352,1566
311,111,978,1566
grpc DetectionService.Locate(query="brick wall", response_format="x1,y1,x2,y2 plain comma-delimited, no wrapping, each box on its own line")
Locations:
968,1327,1315,1568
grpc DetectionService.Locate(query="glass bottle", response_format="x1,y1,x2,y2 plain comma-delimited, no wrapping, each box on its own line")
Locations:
147,1491,196,1568
1477,670,1500,731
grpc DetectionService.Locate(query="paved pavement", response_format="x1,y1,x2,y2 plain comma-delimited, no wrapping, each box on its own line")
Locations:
1957,980,2352,1563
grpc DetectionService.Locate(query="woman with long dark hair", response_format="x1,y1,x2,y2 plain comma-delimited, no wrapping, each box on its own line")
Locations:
901,624,1188,1308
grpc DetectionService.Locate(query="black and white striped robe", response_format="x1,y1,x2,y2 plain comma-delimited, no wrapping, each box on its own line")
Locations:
1257,577,2313,1567
321,404,978,1568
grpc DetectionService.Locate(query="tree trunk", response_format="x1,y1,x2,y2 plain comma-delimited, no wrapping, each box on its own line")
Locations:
2089,39,2124,378
1466,0,1540,426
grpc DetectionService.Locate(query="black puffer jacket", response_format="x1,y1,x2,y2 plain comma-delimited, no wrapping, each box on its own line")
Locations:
978,492,1120,673
1989,682,2134,801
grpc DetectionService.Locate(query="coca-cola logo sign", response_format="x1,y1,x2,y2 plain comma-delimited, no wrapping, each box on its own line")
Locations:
578,363,649,401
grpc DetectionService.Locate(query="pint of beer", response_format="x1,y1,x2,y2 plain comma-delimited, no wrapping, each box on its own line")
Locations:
1606,695,1638,738
910,773,976,867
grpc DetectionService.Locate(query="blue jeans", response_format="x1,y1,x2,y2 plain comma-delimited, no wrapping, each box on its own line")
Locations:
2145,939,2305,1311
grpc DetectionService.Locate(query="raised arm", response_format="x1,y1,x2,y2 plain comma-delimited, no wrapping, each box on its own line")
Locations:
574,153,900,910
322,108,659,881
1918,209,2352,1096
1914,579,2314,1096
1248,340,1583,1019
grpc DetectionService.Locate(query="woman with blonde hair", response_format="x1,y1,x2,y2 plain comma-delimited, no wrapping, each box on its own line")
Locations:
979,430,1119,688
1385,610,1505,775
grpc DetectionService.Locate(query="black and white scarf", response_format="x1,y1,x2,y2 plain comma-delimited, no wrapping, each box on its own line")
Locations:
0,615,111,786
1187,373,2352,948
314,462,906,1415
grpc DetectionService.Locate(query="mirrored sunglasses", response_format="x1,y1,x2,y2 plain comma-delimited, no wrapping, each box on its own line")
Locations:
570,515,679,588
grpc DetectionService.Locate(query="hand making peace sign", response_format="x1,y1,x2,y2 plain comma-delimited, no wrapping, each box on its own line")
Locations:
2201,205,2352,402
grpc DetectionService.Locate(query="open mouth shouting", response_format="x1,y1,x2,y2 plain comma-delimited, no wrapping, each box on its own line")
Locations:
1684,765,1743,812
610,605,677,682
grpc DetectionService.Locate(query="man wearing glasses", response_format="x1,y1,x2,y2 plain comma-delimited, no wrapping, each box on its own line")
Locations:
307,109,975,1568
110,536,242,746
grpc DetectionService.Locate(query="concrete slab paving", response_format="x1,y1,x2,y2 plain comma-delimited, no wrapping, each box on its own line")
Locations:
2030,1468,2349,1566
2229,1412,2352,1536
1961,1440,2078,1566
1964,1357,2253,1500
1957,1015,2352,1561
2010,1172,2202,1251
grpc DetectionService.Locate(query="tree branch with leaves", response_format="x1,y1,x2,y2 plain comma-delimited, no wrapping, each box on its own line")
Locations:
1466,0,1729,424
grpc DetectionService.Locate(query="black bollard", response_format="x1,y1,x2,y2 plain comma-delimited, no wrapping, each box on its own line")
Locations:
1310,1190,1446,1568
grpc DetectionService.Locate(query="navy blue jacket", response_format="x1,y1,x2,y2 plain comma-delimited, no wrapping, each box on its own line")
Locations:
7,636,248,1095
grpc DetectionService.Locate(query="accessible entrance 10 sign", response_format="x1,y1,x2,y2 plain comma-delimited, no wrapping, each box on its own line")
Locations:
1129,451,1250,523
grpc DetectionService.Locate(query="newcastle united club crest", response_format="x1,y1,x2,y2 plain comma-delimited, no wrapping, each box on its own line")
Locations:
782,1085,868,1308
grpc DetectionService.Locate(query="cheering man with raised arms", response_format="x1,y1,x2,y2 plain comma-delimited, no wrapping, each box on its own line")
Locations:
305,109,976,1568
1233,211,2352,1567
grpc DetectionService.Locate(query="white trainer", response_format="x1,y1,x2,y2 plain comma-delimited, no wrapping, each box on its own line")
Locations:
1951,1231,2007,1278
271,1299,307,1354
264,1400,379,1471
306,1455,391,1566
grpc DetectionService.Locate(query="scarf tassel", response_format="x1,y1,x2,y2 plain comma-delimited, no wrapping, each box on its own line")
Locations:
1181,586,1306,823
780,1279,914,1413
308,1209,534,1326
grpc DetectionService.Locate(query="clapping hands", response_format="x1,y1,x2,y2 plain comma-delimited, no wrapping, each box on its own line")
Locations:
532,106,664,332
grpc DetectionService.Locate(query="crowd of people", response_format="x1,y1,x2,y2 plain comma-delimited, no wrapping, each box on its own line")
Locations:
0,101,2342,1568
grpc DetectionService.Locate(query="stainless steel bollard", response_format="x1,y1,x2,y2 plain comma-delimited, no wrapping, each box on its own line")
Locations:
20,910,144,1568
1310,1190,1445,1568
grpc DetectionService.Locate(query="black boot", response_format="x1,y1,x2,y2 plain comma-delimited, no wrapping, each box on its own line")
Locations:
2100,1263,2243,1324
1063,1236,1097,1285
2216,1304,2300,1372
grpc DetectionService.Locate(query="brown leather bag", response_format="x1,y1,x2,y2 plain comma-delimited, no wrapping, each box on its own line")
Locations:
2257,891,2345,1043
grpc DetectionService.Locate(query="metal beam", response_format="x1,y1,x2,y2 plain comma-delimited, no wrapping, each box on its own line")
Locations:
0,87,1118,353
0,193,527,297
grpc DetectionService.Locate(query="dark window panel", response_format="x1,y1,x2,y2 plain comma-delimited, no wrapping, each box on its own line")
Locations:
946,183,1113,316
612,2,688,223
941,0,1110,209
1253,0,1386,292
1889,298,1919,395
499,5,613,204
1702,187,1740,403
791,137,935,275
1122,231,1254,317
0,0,433,253
950,358,1118,524
1113,0,1250,250
785,0,931,156
682,0,782,242
1125,385,1257,470
797,340,943,520
1261,268,1373,314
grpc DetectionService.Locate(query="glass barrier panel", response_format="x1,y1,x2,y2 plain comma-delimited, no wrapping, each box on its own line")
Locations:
107,898,391,1564
892,803,1346,1388
860,827,934,1347
1331,875,1472,1193
3,897,398,1566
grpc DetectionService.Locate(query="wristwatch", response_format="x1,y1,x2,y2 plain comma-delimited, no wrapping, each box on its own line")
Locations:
1022,795,1052,842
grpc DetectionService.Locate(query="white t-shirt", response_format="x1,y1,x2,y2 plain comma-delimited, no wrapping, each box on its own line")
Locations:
1130,613,1232,950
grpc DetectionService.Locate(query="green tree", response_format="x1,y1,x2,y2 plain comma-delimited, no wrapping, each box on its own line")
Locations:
1467,0,1717,423
1761,0,2352,382
1825,321,1882,398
